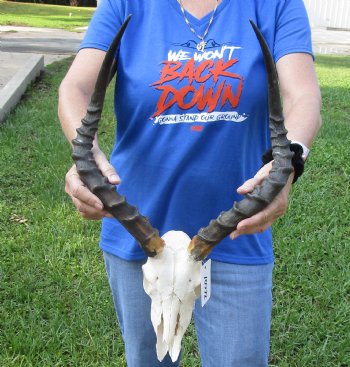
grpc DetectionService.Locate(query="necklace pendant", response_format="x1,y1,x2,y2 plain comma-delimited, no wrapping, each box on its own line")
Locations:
197,40,207,52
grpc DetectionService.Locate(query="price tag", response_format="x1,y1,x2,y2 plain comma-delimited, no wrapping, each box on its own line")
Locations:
201,259,211,307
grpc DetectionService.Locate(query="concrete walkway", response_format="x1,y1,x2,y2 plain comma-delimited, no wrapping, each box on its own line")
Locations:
0,26,84,56
0,26,84,122
0,25,349,122
312,27,350,55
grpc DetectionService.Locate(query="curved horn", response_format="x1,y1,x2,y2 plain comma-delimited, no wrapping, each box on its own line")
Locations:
72,15,165,257
188,20,294,261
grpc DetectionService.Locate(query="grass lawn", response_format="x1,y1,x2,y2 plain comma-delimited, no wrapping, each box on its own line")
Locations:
0,55,349,366
0,0,94,31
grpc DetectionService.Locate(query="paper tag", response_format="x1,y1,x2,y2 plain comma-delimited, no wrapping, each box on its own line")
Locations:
201,259,211,307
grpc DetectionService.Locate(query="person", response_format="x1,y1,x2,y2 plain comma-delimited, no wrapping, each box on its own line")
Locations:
58,0,321,366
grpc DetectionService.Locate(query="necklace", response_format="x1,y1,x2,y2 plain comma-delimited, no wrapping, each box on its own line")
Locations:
177,0,219,52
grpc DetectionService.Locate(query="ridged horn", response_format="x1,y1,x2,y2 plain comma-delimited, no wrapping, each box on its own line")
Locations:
72,15,165,257
188,20,294,261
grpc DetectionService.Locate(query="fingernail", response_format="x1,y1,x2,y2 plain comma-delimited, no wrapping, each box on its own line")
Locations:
245,183,253,191
94,203,103,210
230,231,239,240
238,184,250,193
109,174,120,183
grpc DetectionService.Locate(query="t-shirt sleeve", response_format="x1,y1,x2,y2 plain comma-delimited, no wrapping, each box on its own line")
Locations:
274,0,314,62
79,0,124,52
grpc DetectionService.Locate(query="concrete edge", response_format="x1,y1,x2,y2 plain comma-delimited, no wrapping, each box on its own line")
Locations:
0,54,44,123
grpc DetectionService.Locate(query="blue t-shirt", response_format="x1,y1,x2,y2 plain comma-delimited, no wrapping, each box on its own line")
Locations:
80,0,313,264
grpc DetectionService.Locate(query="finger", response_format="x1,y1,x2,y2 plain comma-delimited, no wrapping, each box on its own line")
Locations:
70,182,105,210
232,165,292,239
236,162,273,195
230,221,270,239
72,197,107,219
230,230,239,240
66,165,114,219
236,220,273,236
79,211,105,220
254,162,273,181
235,194,287,236
230,205,275,238
94,151,121,184
237,177,260,195
80,207,114,220
237,207,274,232
80,208,114,220
66,168,104,209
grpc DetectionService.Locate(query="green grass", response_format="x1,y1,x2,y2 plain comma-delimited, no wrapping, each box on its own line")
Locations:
0,0,94,31
0,55,349,366
270,55,350,367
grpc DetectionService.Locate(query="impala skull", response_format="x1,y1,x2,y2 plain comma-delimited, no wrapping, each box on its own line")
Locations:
142,231,201,362
72,16,294,362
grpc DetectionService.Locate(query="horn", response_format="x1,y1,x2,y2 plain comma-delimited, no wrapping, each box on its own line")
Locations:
72,15,165,257
188,20,294,261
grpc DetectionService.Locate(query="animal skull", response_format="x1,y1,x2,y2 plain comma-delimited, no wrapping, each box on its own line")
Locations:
142,231,201,362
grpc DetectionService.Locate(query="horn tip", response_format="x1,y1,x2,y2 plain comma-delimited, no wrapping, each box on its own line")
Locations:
249,19,260,35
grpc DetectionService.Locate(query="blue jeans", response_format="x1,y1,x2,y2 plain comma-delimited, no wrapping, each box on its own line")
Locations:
104,252,273,367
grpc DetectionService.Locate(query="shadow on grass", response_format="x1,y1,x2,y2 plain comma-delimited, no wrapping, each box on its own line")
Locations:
315,54,350,68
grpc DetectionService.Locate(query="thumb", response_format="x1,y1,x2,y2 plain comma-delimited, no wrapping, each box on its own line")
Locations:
237,162,273,194
94,151,121,185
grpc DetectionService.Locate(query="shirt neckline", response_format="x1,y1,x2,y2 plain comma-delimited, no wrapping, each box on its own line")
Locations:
168,0,230,27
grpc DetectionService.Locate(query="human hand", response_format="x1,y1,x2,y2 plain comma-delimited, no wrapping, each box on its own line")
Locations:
65,149,120,220
230,161,294,239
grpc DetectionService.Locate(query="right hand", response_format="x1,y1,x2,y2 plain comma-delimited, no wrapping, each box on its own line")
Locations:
65,149,120,220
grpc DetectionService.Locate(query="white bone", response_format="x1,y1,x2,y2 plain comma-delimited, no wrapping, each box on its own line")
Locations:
142,231,201,362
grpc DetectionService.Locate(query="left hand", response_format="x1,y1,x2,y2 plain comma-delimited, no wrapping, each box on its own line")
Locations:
230,161,294,239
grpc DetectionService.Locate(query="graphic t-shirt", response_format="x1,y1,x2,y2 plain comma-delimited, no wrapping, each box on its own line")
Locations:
80,0,313,264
